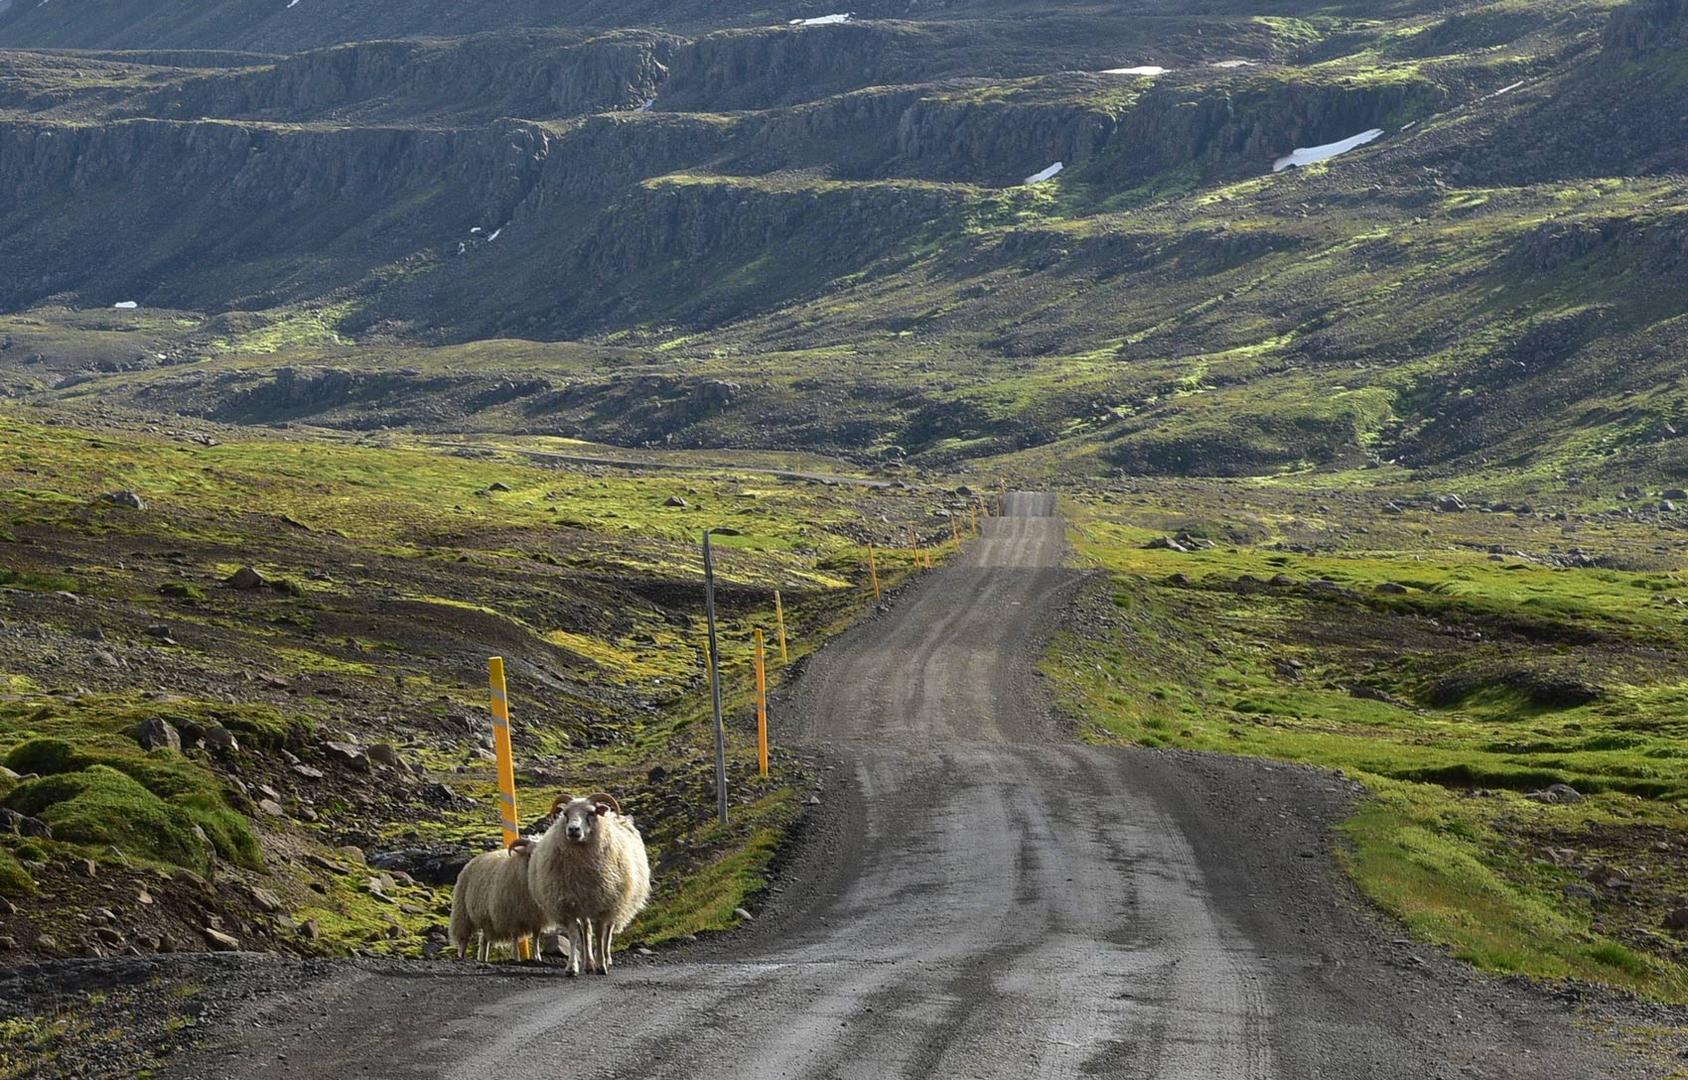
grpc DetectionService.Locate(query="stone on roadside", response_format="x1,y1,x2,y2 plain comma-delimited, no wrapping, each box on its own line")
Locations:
227,565,266,590
366,743,402,769
203,928,241,951
324,741,371,771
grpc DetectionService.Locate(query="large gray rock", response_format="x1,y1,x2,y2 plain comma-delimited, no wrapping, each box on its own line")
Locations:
324,741,371,771
203,928,241,951
366,743,402,769
130,716,181,753
101,491,146,510
227,566,266,590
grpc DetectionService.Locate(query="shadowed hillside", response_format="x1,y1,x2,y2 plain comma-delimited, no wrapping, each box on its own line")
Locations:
0,0,1684,480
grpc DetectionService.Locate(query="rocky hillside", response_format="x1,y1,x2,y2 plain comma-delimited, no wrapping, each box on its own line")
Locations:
0,0,1684,480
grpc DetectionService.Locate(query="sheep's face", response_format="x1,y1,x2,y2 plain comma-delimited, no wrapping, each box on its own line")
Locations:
560,798,611,843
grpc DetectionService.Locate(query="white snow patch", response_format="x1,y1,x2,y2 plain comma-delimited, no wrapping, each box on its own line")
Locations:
486,228,503,242
112,301,138,309
1491,80,1524,97
1022,161,1064,185
789,12,851,25
286,0,300,8
1272,128,1382,172
469,226,482,234
636,98,656,113
1211,59,1255,68
1101,65,1166,76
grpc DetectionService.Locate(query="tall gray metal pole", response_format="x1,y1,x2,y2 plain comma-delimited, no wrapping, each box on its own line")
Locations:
702,529,728,825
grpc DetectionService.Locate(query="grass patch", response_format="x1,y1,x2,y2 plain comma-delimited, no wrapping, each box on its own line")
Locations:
1057,483,1688,1001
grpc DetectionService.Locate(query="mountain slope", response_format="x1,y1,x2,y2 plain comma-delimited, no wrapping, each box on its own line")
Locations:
0,0,1684,481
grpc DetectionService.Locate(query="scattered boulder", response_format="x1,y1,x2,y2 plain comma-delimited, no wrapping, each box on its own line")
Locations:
1433,494,1467,512
257,799,285,817
367,847,472,886
486,482,512,492
293,764,326,780
0,808,51,839
1525,783,1585,805
129,717,181,753
366,743,403,769
324,741,371,771
249,887,283,913
202,726,240,754
1374,582,1409,594
203,928,241,951
1664,488,1687,501
227,566,266,590
1144,536,1189,553
663,496,689,508
101,491,146,510
1664,907,1688,933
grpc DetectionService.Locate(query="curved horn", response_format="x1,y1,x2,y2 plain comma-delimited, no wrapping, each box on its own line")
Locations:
585,792,622,815
549,793,572,815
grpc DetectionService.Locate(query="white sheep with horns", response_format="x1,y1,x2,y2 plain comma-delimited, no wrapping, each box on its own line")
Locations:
528,792,651,975
448,838,559,962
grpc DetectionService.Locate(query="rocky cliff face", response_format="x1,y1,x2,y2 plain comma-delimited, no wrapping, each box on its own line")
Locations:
0,117,552,308
1099,74,1451,181
1602,0,1687,55
131,31,680,123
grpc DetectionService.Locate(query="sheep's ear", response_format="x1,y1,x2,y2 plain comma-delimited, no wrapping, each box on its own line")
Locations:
592,801,612,816
549,793,571,815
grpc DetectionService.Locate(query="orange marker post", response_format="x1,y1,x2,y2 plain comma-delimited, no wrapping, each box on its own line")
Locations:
867,544,881,599
754,629,769,778
773,589,789,662
487,657,531,960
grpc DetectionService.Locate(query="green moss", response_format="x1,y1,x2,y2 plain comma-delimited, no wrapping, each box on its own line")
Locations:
0,848,35,898
2,730,261,869
158,582,206,601
5,766,213,871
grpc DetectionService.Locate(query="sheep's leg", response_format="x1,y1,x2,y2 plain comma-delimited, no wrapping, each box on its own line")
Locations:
566,921,582,977
598,923,614,974
477,933,490,963
530,933,542,961
585,919,601,974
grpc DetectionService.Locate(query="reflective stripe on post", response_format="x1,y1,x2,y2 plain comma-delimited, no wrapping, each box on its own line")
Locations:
488,658,520,846
487,656,531,960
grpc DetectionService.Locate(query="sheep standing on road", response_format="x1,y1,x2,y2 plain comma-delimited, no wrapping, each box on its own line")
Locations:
529,792,651,976
449,838,556,962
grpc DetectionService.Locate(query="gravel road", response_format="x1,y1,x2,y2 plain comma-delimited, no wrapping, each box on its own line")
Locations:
162,492,1659,1079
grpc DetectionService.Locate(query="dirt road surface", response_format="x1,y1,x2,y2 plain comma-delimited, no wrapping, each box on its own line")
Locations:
165,492,1653,1079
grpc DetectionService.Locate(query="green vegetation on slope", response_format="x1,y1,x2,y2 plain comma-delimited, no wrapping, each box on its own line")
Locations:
1052,480,1688,1001
0,407,959,960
